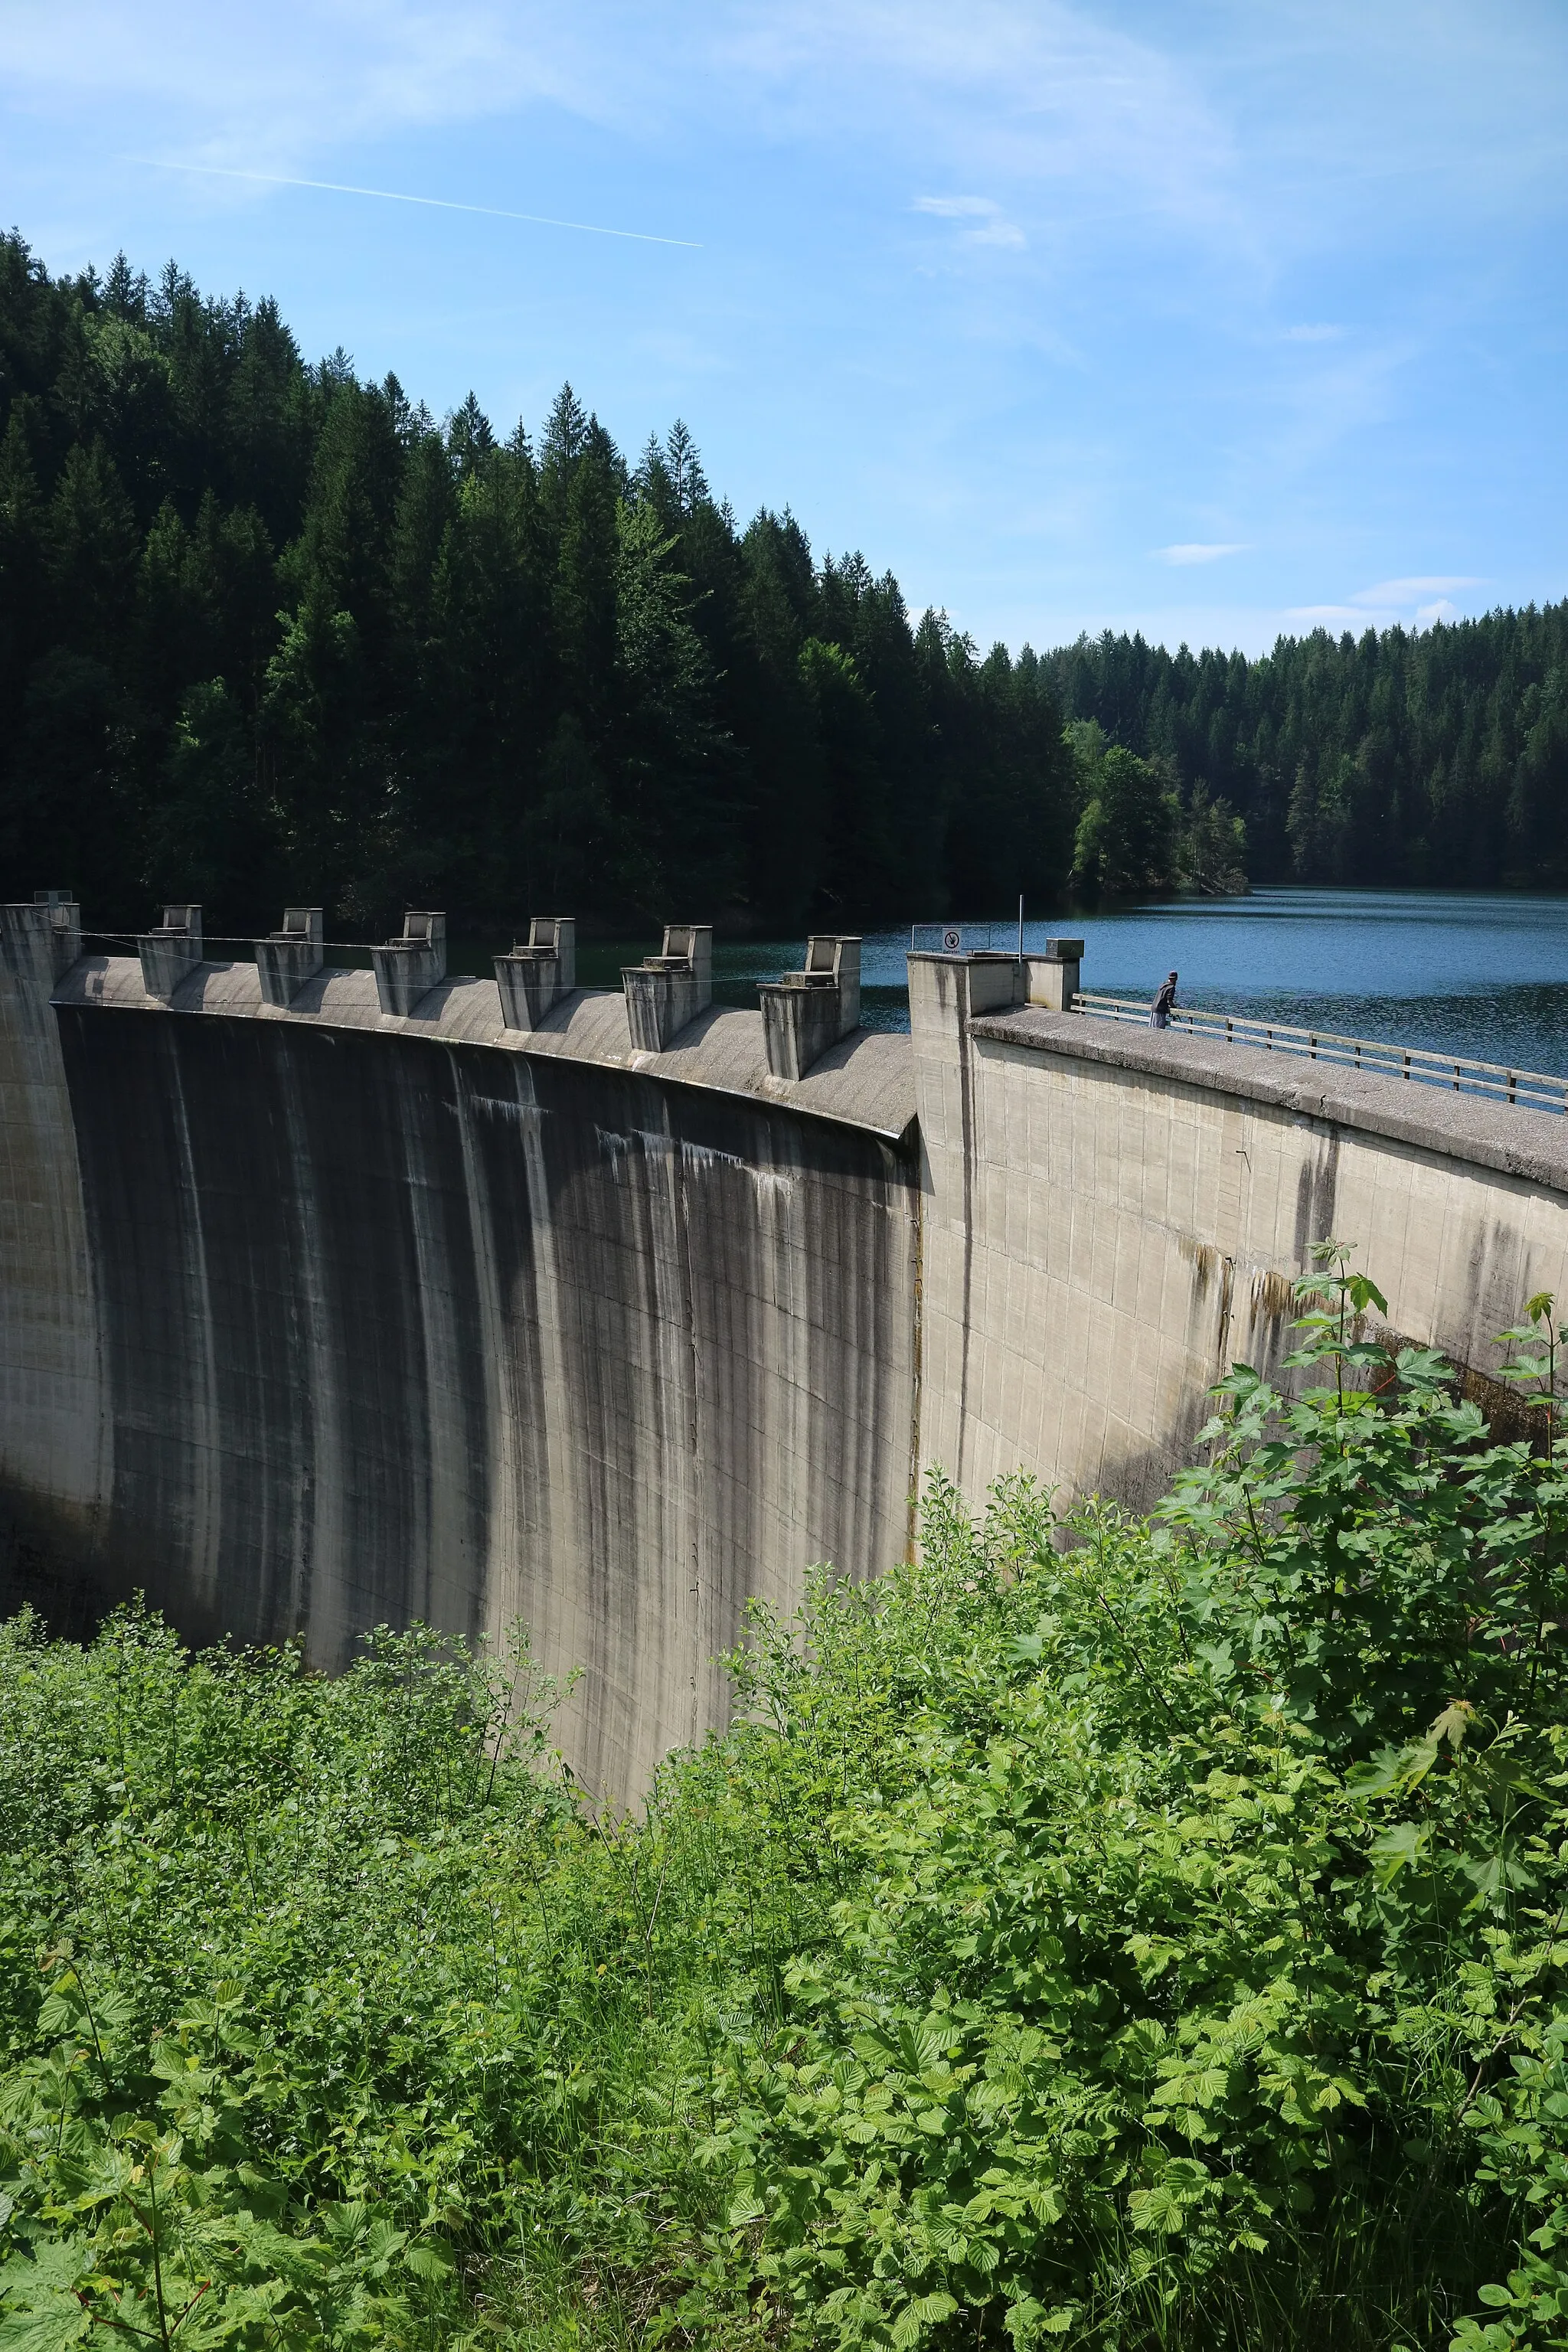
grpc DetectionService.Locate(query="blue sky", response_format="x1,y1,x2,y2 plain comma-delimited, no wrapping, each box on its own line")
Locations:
5,0,1565,657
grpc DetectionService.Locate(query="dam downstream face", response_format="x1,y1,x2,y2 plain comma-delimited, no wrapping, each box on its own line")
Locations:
46,1002,920,1799
15,906,1568,1798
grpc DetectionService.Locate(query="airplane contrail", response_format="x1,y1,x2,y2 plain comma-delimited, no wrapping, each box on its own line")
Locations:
126,158,702,248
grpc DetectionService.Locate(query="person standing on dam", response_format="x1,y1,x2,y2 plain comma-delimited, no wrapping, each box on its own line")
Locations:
1150,970,1179,1029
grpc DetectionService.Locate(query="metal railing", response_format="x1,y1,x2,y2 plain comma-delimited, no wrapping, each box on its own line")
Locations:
1070,991,1568,1116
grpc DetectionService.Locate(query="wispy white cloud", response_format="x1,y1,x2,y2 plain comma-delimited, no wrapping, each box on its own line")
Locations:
1283,323,1344,341
913,194,1025,250
1253,332,1418,482
0,0,612,167
1156,541,1249,566
1285,604,1380,624
1285,578,1485,631
1351,574,1483,603
17,2,1562,291
724,0,1245,263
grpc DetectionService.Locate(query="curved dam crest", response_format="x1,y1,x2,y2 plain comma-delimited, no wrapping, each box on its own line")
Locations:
7,900,1568,1793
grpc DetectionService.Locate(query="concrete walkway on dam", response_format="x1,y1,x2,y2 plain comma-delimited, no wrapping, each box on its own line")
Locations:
60,952,918,1142
9,893,1568,1793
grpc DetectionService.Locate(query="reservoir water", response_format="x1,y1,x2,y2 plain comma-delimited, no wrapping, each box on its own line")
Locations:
573,890,1568,1079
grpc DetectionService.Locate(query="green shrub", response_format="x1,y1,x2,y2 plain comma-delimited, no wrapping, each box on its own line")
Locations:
4,1249,1568,2349
669,1252,1568,2348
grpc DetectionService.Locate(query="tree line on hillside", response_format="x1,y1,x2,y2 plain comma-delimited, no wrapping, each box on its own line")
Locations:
0,235,1080,938
1051,606,1568,890
0,230,1563,938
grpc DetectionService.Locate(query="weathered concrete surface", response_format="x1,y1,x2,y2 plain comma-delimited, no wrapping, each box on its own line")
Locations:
0,905,109,1623
761,938,863,1082
7,949,919,1798
58,956,917,1140
911,958,1568,1512
18,927,1568,1793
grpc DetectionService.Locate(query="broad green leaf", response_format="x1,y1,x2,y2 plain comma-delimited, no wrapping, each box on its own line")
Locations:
0,2301,92,2352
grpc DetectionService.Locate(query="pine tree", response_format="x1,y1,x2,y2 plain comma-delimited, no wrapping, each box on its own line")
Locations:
662,420,707,514
44,440,139,658
447,391,495,480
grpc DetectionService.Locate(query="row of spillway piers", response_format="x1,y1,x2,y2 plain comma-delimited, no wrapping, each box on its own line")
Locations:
23,890,1086,1083
39,893,893,1085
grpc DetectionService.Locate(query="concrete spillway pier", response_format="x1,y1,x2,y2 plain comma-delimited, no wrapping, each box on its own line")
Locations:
8,900,1568,1791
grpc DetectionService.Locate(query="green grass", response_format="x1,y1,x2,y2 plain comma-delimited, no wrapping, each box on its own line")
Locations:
4,1247,1568,2350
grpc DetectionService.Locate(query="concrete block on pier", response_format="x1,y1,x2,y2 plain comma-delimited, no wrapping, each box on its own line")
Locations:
907,948,1023,1028
623,923,712,1051
1025,937,1083,1012
2,893,82,991
138,906,203,1001
761,934,862,1080
28,892,82,980
495,916,577,1030
255,908,325,1008
372,910,446,1016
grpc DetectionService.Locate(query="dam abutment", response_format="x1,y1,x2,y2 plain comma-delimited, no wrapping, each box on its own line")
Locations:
909,952,1568,1511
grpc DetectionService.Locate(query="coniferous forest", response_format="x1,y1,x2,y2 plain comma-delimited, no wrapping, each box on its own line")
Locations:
2,230,1566,936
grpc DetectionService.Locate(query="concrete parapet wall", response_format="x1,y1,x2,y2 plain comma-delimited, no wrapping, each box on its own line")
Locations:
910,961,1568,1511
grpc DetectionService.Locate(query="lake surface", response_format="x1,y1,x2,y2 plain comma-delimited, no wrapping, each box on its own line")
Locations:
392,890,1568,1079
572,890,1568,1078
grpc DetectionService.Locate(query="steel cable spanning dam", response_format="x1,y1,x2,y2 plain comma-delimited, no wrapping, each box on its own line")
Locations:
8,895,1568,1793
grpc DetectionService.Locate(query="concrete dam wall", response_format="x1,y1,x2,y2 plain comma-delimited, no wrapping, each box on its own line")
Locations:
910,950,1568,1511
8,896,1568,1788
0,900,918,1795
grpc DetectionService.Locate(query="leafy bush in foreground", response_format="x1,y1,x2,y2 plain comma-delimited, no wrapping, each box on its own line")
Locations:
4,1250,1568,2348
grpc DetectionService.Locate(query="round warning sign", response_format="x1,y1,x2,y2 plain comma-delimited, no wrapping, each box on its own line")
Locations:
942,927,962,952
